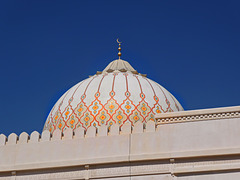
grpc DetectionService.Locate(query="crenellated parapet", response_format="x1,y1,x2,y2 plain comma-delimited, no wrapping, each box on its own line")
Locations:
1,106,240,147
1,106,240,177
0,121,155,147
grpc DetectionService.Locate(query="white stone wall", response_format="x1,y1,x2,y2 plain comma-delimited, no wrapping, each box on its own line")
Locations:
177,172,240,180
0,106,239,179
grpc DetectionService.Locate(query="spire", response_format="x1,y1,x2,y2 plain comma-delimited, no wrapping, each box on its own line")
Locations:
117,38,122,59
101,39,139,75
95,40,146,77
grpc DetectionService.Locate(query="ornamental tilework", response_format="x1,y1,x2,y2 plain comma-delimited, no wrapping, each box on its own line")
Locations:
44,72,183,133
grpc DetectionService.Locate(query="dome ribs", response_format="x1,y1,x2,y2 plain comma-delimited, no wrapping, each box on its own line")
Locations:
45,68,183,133
102,59,137,74
145,78,165,115
64,79,86,130
125,74,142,124
45,101,57,132
132,75,151,123
153,81,173,113
143,77,160,121
108,60,114,71
95,74,112,127
104,73,120,126
119,73,135,126
88,74,106,128
169,93,181,111
122,60,128,71
52,89,71,132
116,59,119,69
75,76,97,130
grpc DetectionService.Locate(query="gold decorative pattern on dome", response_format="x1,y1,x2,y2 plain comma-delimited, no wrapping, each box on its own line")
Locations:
43,72,184,133
43,40,184,133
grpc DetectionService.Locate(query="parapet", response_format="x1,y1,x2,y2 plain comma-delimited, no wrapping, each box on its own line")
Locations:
156,105,240,125
1,106,239,147
0,121,155,146
0,106,240,173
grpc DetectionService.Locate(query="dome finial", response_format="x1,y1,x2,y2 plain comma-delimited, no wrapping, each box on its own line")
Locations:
117,38,122,59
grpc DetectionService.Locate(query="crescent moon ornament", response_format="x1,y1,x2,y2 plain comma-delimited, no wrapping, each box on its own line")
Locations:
117,38,122,44
117,39,122,59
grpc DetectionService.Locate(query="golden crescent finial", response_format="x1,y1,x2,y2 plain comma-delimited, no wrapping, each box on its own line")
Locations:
117,38,122,59
117,38,122,44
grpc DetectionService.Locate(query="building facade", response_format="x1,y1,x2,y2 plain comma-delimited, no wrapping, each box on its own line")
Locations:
0,47,240,179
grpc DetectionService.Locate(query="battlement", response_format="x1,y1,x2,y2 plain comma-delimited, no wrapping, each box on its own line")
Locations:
1,106,239,147
0,120,156,146
0,106,240,174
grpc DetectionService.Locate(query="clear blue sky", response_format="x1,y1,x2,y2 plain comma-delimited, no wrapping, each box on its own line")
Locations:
0,0,239,136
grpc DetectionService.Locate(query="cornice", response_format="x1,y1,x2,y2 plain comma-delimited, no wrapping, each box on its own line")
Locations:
156,106,240,125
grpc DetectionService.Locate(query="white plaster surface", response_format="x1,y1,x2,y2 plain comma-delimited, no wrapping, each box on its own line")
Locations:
177,171,240,180
41,130,50,142
95,177,130,180
52,129,62,141
0,106,240,179
98,125,108,136
132,121,143,134
7,133,17,145
29,131,40,143
18,132,28,144
44,70,184,132
0,134,6,146
63,128,73,140
86,126,97,138
121,122,132,134
74,127,85,138
131,174,172,180
94,174,172,180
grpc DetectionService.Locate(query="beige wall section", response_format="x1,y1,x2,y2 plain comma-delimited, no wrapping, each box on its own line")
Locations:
177,171,240,180
94,174,172,180
0,106,239,179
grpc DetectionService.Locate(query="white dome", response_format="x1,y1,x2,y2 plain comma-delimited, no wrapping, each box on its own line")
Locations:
44,59,183,132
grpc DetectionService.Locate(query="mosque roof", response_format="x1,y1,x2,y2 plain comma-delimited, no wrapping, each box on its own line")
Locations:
43,41,183,133
102,59,138,74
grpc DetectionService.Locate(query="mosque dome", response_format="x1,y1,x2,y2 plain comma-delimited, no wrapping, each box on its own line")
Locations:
43,57,183,133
